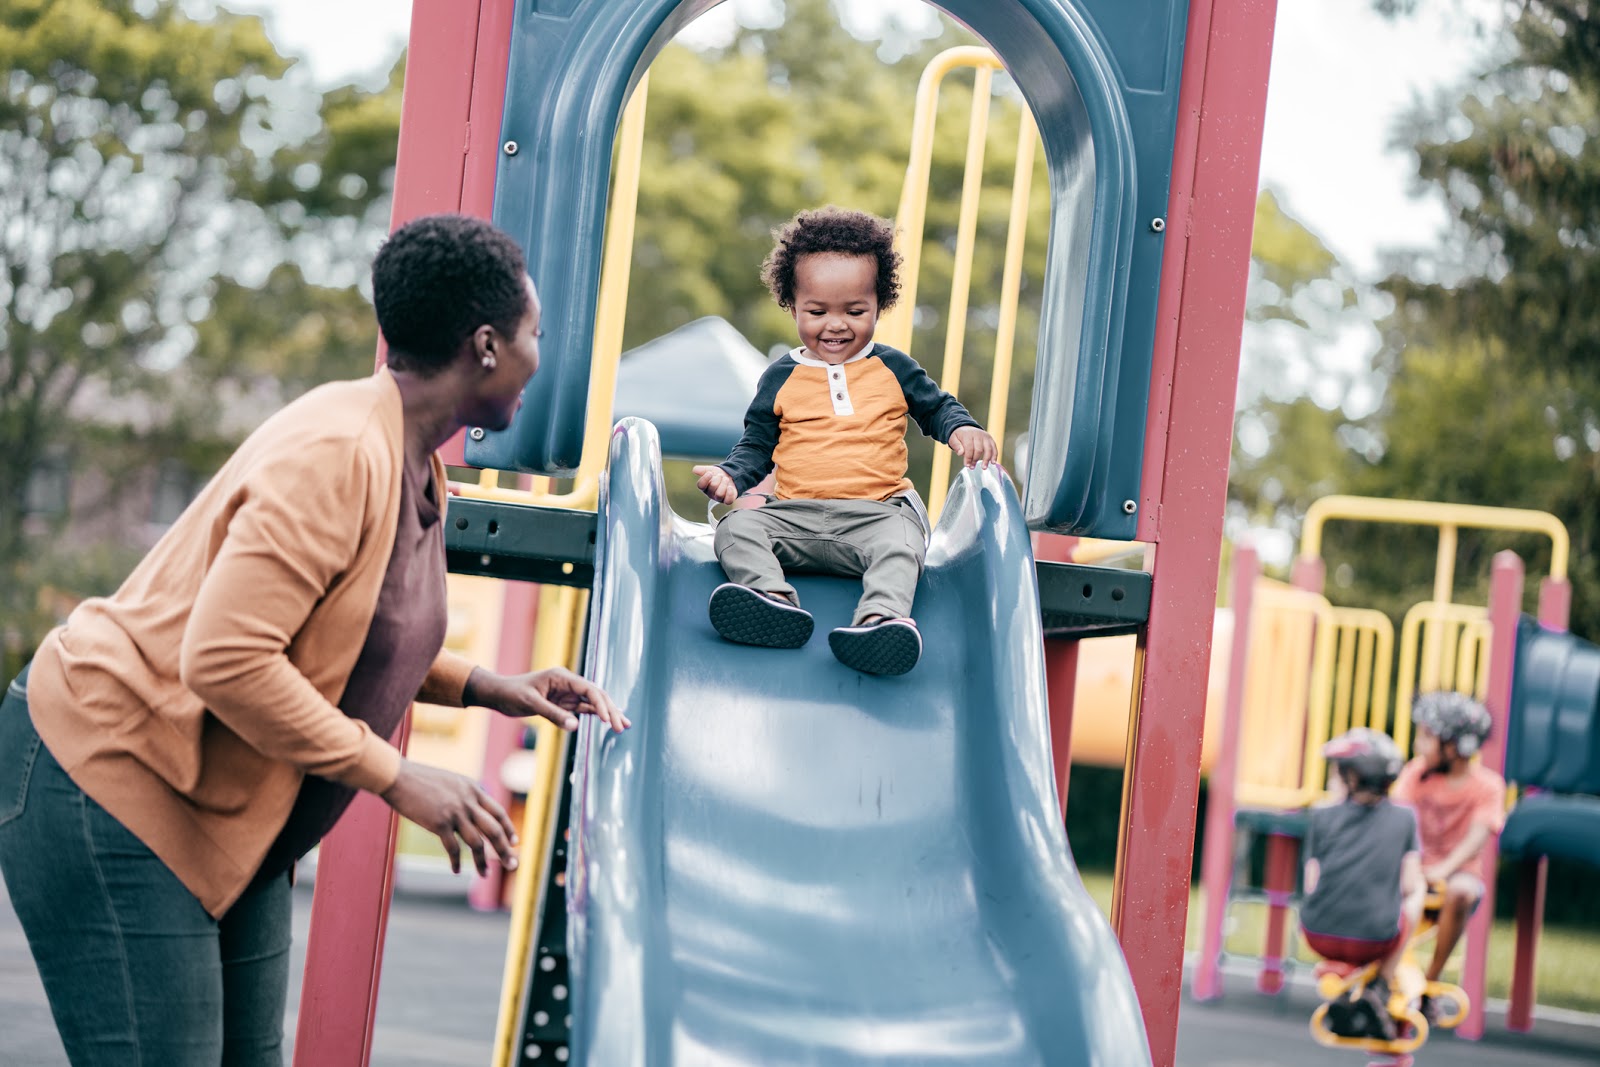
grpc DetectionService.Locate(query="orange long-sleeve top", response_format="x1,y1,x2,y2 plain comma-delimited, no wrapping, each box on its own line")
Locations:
25,369,476,917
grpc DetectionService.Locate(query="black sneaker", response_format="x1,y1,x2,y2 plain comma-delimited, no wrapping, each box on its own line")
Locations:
1324,993,1361,1038
1355,979,1398,1042
828,618,922,676
708,583,814,648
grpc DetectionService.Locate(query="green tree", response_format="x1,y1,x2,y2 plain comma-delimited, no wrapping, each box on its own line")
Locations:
0,0,398,673
1353,0,1600,635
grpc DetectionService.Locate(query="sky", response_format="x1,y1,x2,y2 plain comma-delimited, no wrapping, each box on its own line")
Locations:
232,0,1502,281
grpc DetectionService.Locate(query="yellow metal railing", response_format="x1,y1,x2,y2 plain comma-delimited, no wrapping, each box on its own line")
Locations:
878,46,1039,521
1235,581,1337,810
484,74,650,1067
458,70,651,513
1393,600,1490,755
489,586,588,1067
1326,606,1394,739
1300,496,1570,589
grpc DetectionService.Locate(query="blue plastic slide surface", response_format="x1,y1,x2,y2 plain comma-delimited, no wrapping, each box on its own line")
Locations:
566,417,1150,1065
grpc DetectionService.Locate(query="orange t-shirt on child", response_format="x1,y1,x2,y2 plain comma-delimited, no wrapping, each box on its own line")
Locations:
1391,758,1506,869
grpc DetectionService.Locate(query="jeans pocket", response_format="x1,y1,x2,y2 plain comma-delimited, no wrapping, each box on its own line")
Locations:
0,691,42,829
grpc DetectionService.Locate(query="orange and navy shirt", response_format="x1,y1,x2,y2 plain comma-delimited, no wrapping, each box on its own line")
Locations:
717,343,981,502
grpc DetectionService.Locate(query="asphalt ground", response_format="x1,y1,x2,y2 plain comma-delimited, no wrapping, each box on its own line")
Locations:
4,874,1597,1066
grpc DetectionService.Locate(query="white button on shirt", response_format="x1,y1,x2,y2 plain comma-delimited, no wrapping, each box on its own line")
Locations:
794,347,862,417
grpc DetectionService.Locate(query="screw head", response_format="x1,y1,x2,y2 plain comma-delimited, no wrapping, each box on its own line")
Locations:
1149,217,1166,233
503,140,519,156
1122,499,1138,514
469,427,486,440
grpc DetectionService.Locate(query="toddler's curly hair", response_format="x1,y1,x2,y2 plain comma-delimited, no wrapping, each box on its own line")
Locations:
760,206,902,312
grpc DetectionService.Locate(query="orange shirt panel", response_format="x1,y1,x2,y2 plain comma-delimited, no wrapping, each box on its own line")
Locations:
771,359,914,501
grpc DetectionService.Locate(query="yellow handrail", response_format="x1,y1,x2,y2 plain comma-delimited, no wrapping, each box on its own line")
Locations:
878,47,1040,521
490,585,588,1067
1393,600,1490,754
1236,581,1338,810
484,70,649,1067
1327,607,1393,738
457,70,651,511
1298,496,1570,587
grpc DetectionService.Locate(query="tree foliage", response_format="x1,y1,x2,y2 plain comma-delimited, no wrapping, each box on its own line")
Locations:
0,0,395,671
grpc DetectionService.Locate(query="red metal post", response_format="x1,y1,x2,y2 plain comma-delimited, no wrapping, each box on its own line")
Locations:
467,579,541,911
1256,834,1297,995
294,720,411,1066
1192,544,1259,1001
293,2,518,1063
1036,533,1081,818
1045,640,1081,818
1459,550,1526,1041
1504,574,1568,1031
1240,555,1326,993
1111,1,1277,1062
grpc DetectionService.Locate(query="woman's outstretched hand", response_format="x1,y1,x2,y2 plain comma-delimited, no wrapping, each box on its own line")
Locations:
464,666,630,733
381,759,519,876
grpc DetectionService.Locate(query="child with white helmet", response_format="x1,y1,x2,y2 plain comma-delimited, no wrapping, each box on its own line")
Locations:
1302,728,1426,1040
1391,690,1503,1022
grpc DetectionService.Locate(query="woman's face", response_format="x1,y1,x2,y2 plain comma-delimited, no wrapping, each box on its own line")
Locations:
470,275,541,432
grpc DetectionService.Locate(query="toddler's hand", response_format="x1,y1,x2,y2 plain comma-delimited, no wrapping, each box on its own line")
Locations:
693,464,737,504
949,426,999,469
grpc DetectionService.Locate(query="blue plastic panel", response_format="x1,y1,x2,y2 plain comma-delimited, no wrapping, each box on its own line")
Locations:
468,0,1189,537
1508,615,1600,795
563,416,1150,1065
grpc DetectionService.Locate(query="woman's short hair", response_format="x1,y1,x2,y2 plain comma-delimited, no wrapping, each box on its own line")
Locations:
372,214,530,375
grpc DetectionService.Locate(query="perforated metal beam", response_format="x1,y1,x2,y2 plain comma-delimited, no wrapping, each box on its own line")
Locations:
443,497,1150,635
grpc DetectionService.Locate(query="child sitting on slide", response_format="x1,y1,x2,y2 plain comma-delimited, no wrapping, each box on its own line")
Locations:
1302,728,1427,1040
694,206,997,676
1391,690,1502,1023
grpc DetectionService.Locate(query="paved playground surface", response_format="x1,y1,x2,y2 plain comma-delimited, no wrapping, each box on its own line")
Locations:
3,875,1597,1066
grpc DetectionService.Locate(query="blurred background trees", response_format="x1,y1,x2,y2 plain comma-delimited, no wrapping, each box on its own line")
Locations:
6,0,1599,673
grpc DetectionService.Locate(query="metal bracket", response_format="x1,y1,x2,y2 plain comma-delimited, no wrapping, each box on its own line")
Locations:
1035,560,1152,638
445,498,596,587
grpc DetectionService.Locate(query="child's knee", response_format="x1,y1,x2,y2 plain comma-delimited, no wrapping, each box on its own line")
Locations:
714,509,761,552
1446,876,1482,908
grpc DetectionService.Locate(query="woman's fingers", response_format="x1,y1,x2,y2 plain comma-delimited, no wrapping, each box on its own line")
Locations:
468,794,519,870
435,818,464,875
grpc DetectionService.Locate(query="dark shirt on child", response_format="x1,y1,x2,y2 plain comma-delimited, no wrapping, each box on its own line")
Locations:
1301,798,1419,943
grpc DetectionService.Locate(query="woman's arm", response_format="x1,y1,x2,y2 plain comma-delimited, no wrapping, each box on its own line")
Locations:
179,438,400,794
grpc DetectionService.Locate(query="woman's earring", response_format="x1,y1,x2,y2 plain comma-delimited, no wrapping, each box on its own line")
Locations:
482,355,497,370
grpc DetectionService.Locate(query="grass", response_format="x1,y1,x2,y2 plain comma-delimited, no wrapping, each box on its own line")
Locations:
1076,869,1600,1016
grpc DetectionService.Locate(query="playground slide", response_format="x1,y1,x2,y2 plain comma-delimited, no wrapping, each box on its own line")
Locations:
564,417,1149,1066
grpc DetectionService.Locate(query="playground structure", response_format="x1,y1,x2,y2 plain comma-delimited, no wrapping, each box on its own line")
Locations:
1190,495,1600,1063
284,1,1279,1066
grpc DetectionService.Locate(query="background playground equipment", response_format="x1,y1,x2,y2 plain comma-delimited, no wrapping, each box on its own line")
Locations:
1307,887,1470,1067
286,1,1278,1065
1192,495,1579,1044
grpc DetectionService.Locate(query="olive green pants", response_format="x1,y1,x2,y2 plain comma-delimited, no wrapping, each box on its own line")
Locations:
713,495,929,624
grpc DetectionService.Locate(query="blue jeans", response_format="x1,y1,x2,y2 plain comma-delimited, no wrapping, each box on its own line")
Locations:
0,669,292,1066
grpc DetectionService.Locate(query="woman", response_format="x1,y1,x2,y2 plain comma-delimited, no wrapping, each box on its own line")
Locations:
0,214,627,1065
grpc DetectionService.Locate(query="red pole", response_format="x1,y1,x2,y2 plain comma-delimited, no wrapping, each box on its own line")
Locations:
1036,533,1081,818
1192,544,1259,1001
294,2,516,1063
467,580,542,910
1045,640,1081,818
1460,550,1526,1041
1504,574,1568,1032
1111,0,1277,1060
294,718,411,1067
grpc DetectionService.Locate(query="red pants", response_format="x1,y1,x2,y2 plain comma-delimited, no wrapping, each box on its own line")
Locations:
1304,915,1410,967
